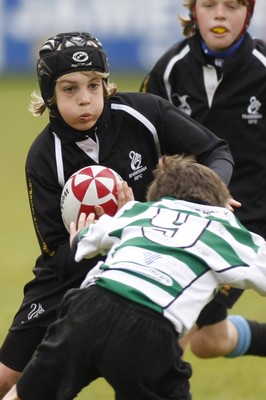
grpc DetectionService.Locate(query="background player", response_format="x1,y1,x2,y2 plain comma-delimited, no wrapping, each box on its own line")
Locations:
140,0,266,359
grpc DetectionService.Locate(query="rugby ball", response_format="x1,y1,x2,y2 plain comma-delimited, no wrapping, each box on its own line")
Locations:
61,165,122,232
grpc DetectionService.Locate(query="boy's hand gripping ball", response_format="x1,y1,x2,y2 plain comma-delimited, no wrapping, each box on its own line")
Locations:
61,165,122,232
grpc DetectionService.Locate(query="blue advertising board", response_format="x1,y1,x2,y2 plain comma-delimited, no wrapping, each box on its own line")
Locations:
0,0,265,74
0,0,182,73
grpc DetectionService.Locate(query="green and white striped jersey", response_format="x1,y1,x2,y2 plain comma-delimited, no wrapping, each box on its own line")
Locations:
76,198,266,335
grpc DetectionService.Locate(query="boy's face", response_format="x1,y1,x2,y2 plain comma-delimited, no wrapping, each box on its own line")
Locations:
195,0,248,51
55,72,105,131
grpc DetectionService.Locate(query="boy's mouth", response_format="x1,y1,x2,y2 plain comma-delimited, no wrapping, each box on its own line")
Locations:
212,27,227,34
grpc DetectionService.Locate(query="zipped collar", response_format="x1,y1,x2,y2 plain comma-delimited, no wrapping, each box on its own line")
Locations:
200,34,245,59
189,32,254,70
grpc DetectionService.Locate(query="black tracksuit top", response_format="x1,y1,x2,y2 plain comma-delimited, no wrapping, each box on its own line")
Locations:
13,91,233,329
141,33,266,235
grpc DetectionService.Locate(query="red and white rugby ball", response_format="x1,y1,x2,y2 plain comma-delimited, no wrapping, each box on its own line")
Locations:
61,165,122,232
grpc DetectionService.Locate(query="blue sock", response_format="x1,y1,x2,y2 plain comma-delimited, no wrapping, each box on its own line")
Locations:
225,315,251,358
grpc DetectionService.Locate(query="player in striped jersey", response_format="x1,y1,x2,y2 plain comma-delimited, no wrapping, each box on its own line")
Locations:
6,155,266,400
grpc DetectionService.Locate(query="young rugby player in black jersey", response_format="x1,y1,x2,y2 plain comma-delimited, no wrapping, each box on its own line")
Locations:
0,31,234,397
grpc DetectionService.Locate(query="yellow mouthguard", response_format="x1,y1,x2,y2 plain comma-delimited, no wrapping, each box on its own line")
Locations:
212,27,226,34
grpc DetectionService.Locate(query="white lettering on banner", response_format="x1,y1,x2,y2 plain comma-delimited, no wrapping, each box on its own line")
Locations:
7,0,179,37
6,0,266,40
2,0,266,72
4,0,182,69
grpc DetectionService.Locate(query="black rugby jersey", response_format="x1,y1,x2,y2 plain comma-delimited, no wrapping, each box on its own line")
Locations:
12,92,233,330
141,33,266,235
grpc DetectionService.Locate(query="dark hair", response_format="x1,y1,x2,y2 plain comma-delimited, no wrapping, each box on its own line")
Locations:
146,155,230,206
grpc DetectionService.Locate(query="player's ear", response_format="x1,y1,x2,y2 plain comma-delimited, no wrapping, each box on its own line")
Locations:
189,5,197,22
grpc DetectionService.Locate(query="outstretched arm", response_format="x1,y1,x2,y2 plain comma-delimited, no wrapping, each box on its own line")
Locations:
69,181,134,249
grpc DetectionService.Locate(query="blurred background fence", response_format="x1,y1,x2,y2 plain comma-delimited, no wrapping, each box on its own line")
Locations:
0,0,265,75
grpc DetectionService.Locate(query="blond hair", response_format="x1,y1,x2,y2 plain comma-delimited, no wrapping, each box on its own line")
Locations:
178,0,249,37
146,155,230,206
29,71,117,117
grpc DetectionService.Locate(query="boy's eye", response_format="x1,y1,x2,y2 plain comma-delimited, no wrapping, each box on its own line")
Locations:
63,86,75,93
90,83,99,90
202,0,240,9
202,1,214,7
227,2,239,9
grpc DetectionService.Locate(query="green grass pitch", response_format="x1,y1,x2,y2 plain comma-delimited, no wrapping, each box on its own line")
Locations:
0,74,265,399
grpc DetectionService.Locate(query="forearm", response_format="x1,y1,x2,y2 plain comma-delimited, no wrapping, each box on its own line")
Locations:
205,158,233,185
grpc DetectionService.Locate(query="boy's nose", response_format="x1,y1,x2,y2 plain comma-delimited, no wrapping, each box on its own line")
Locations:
215,4,226,19
79,89,91,104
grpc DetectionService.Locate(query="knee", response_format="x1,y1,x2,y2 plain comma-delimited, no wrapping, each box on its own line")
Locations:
189,320,236,358
190,331,220,358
